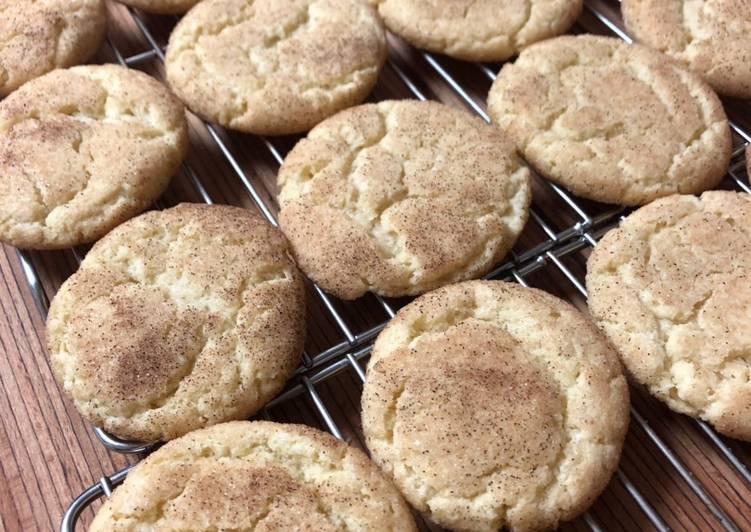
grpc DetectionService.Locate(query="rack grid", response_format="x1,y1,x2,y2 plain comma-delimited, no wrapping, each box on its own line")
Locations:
8,1,749,530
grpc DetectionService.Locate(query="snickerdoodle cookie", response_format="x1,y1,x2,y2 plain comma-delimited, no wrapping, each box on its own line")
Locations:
362,280,629,531
373,0,582,62
622,0,751,99
0,65,188,249
587,191,751,441
488,35,731,206
0,0,106,97
90,421,416,531
116,0,201,14
278,100,531,300
165,0,386,135
47,204,306,442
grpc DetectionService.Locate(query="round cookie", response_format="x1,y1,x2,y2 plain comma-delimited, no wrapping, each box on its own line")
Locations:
587,191,751,441
0,0,106,96
622,0,751,99
0,65,188,249
90,421,417,531
165,0,387,135
47,204,307,442
116,0,202,14
362,280,629,531
278,100,532,300
373,0,582,62
487,35,731,206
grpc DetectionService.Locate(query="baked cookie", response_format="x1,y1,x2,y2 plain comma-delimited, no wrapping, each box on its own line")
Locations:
374,0,582,62
0,65,188,249
487,35,731,206
90,421,416,531
622,0,751,99
116,0,202,14
47,204,306,442
165,0,386,135
362,280,629,530
0,0,106,96
587,191,751,441
278,100,531,300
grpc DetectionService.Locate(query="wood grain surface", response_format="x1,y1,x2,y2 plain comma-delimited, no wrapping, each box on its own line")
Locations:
1,1,750,531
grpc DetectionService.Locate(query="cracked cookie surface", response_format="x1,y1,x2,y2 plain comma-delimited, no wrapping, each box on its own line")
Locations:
361,280,629,531
165,0,386,135
90,421,416,531
587,191,751,441
488,35,731,206
278,100,532,300
117,0,202,14
372,0,582,62
47,204,306,442
0,65,188,249
0,0,106,96
622,0,751,99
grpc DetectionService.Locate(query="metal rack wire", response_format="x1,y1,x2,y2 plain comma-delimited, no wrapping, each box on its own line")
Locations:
7,0,745,530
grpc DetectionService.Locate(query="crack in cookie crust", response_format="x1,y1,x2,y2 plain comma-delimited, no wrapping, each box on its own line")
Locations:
373,0,582,62
362,281,629,531
622,0,751,98
46,204,307,442
488,35,731,206
90,421,417,531
0,0,106,96
278,100,532,300
165,0,386,135
0,65,189,249
587,191,751,441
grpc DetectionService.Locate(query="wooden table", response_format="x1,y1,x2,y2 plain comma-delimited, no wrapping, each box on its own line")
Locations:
1,1,750,530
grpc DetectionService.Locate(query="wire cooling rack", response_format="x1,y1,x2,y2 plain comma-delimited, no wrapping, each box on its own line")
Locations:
10,0,748,530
